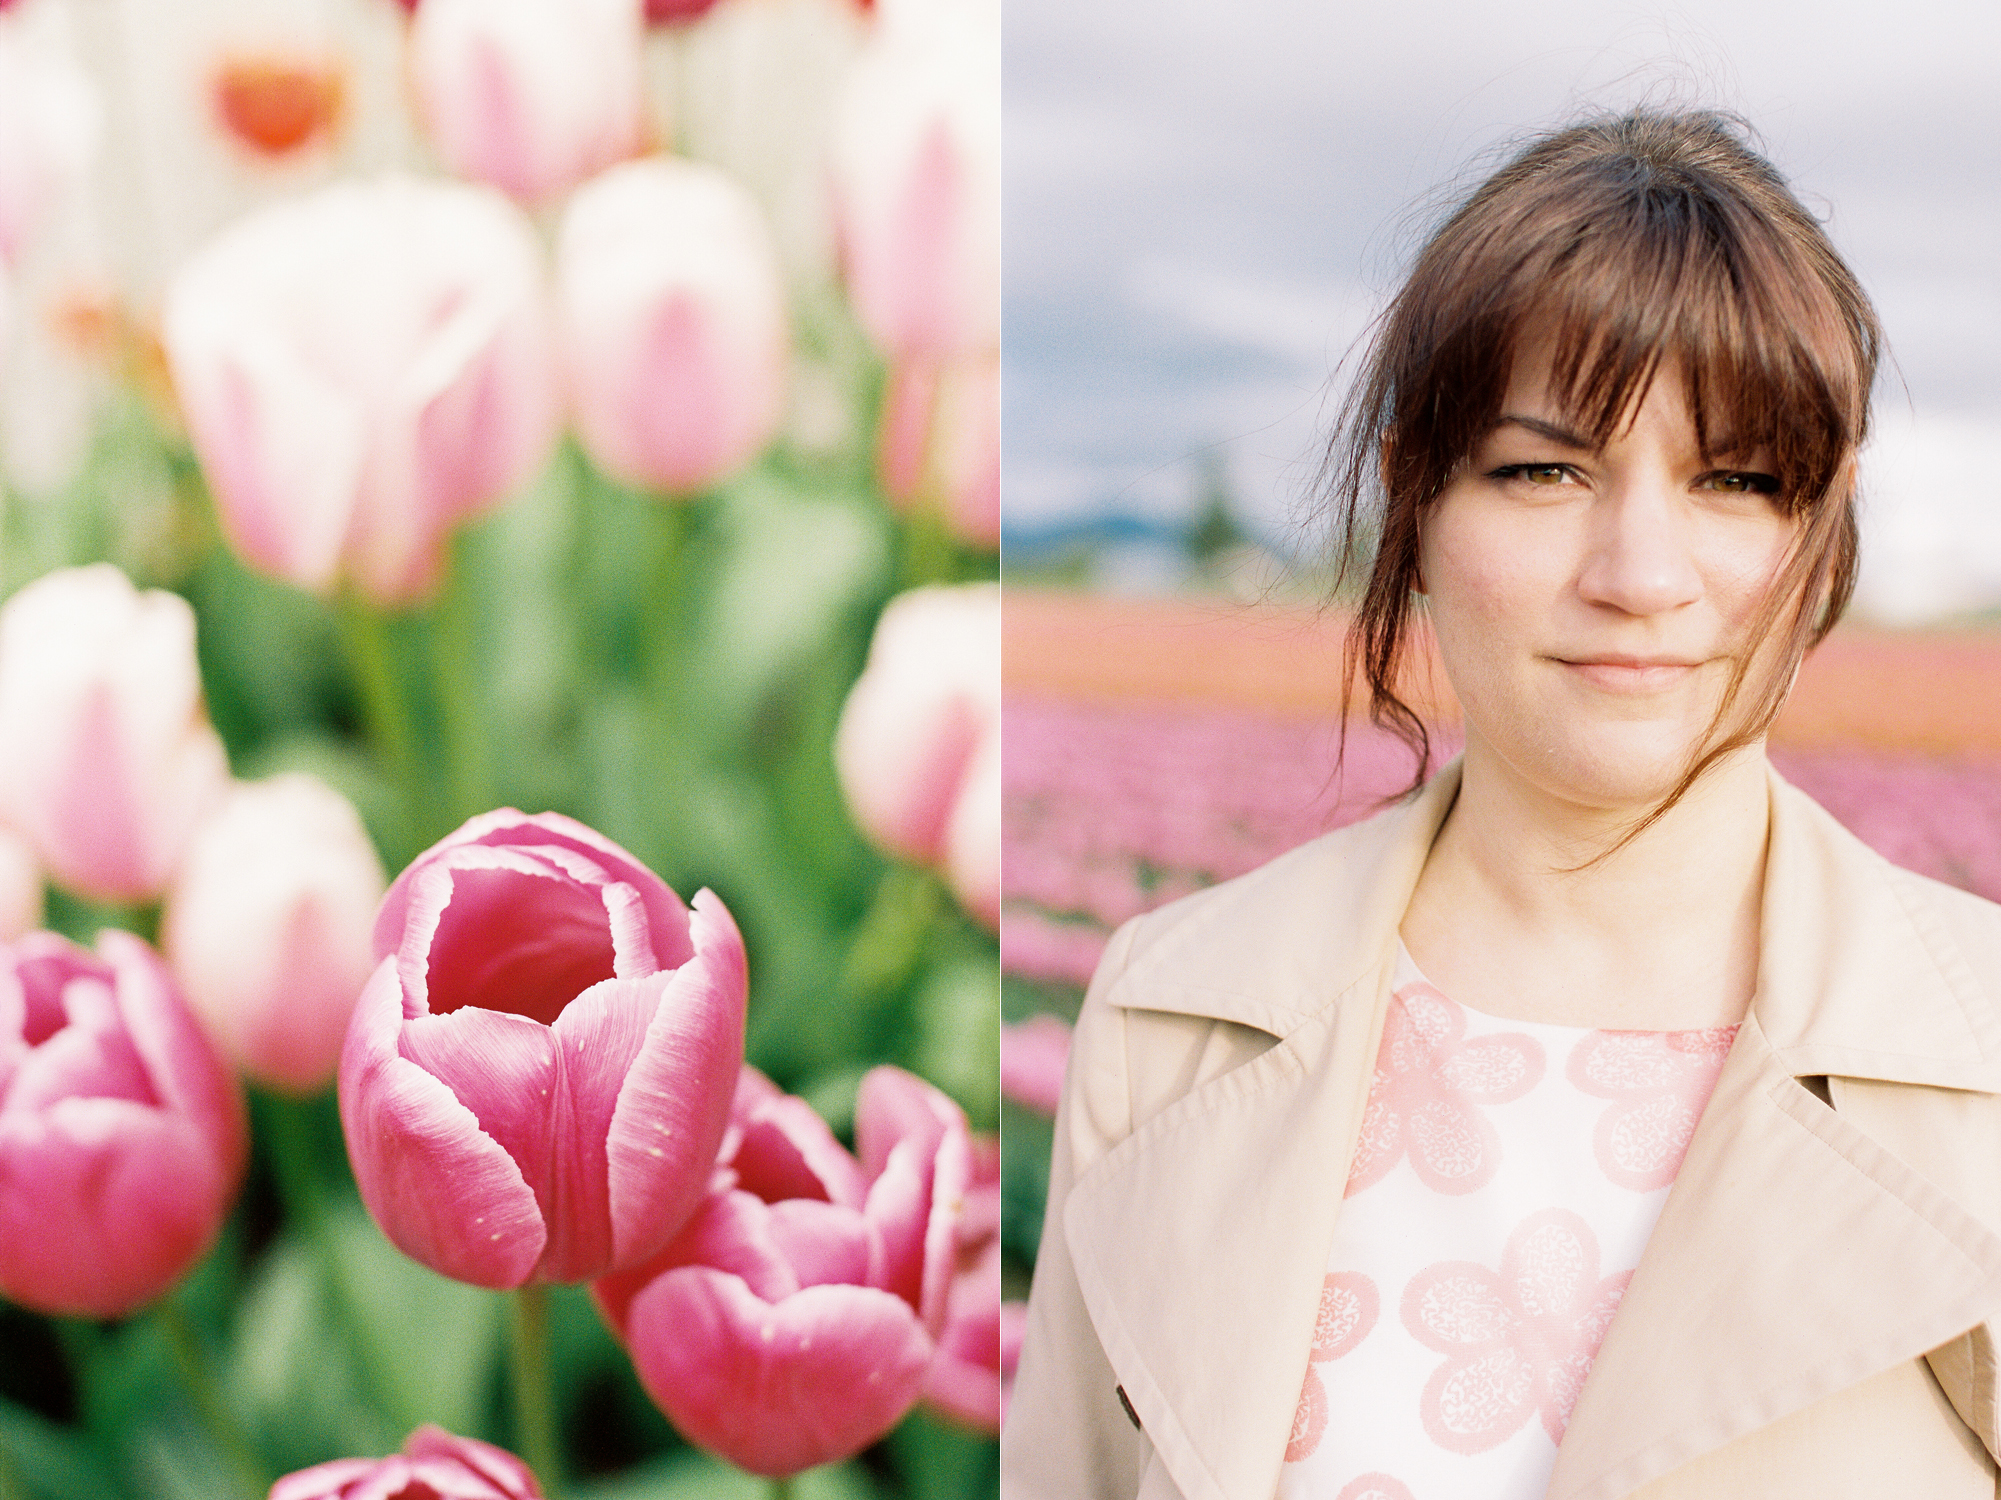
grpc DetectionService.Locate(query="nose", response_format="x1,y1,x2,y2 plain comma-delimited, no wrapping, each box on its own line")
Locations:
1574,474,1704,618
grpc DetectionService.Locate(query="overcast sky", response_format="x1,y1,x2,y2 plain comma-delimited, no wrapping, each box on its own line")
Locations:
1003,0,2001,616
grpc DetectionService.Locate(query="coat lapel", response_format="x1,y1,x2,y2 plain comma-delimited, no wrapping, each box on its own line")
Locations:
1062,767,1461,1500
1547,771,2001,1500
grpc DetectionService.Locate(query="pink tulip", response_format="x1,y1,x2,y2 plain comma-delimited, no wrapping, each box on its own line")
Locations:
412,0,645,205
0,825,41,944
0,566,229,904
0,929,246,1319
643,0,724,22
340,810,746,1288
162,175,560,607
594,1064,971,1477
922,1133,1017,1431
877,353,998,547
835,584,999,926
164,775,386,1095
830,1,998,365
271,1425,541,1500
999,1013,1069,1118
556,157,788,496
0,23,98,267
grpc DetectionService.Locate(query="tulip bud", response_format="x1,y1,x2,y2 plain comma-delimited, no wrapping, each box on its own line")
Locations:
341,810,747,1288
556,156,789,496
0,566,229,905
0,25,98,267
162,175,561,607
829,0,998,365
271,1425,541,1500
412,0,645,205
594,1065,971,1477
164,775,386,1096
835,583,999,926
0,930,246,1319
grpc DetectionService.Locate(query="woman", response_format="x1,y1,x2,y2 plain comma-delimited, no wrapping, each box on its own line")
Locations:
1002,111,2001,1500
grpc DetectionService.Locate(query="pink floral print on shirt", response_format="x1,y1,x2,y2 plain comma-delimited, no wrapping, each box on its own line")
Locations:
1567,1026,1738,1190
1401,1207,1630,1453
1335,1475,1416,1500
1345,983,1545,1198
1285,1272,1380,1462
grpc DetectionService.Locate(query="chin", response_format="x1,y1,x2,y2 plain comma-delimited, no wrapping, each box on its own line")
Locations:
1497,721,1723,814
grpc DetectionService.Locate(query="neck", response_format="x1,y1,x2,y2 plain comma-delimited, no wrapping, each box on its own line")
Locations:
1400,735,1772,1029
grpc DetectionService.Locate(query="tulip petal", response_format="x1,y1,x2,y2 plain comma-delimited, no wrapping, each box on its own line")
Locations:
537,974,660,1281
863,1139,927,1310
626,1269,934,1478
0,1097,223,1319
269,1458,378,1500
402,1425,541,1497
604,890,746,1268
591,1187,797,1339
920,1123,972,1336
376,809,691,970
341,960,545,1288
766,1199,874,1290
100,930,246,1186
419,861,618,1026
733,1094,868,1209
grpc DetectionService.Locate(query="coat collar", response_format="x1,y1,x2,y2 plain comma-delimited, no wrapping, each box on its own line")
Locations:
1064,758,2001,1500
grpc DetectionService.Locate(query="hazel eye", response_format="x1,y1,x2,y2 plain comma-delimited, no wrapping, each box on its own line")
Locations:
1490,463,1573,486
1699,470,1781,496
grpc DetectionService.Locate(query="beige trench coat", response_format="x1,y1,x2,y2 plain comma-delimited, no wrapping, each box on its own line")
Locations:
1002,761,2001,1500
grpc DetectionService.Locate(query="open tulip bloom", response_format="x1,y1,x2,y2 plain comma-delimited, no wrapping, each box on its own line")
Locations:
272,1425,543,1500
340,810,747,1288
593,1064,973,1477
0,930,246,1320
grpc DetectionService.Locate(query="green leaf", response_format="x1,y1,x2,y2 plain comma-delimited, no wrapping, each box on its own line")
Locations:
571,1452,883,1500
888,1409,999,1500
0,1398,120,1500
322,1203,503,1442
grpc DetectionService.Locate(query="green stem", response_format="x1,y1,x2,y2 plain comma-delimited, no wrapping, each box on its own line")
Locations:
508,1284,560,1497
0,1432,25,1500
337,597,419,854
429,559,493,827
260,1095,413,1438
768,1478,795,1500
155,1295,267,1500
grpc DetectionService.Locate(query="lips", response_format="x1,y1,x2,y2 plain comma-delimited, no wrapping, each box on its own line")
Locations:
1555,656,1704,692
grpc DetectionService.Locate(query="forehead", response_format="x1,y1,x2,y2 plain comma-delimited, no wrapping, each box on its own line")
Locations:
1499,325,1701,446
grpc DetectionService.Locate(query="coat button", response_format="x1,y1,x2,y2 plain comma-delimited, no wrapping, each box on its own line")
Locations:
1116,1384,1143,1431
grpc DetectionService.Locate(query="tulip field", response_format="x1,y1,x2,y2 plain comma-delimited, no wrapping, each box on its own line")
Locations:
0,1,999,1498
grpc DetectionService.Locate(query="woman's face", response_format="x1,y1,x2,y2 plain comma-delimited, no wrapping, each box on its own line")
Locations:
1418,341,1801,813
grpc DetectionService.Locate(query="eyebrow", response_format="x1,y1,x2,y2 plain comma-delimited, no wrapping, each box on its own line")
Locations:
1494,414,1593,448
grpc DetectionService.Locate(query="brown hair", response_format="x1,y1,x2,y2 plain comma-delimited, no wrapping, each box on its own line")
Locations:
1318,108,1881,842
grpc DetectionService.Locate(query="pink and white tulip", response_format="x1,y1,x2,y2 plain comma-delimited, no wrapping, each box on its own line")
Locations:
0,566,229,905
878,353,998,547
340,810,746,1288
0,930,246,1320
0,21,98,268
412,0,646,205
271,1425,541,1500
830,0,998,365
162,175,561,607
835,583,999,926
557,157,788,496
594,1064,971,1477
164,774,385,1096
